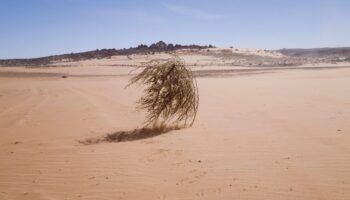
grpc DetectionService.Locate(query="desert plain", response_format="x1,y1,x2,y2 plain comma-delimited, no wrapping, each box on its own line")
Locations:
0,49,350,200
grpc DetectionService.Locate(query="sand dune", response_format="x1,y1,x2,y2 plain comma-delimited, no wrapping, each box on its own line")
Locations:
0,66,350,200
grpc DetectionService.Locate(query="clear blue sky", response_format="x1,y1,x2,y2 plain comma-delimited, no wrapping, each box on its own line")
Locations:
1,0,349,58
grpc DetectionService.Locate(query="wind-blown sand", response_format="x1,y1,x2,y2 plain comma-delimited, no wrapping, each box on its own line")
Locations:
0,66,349,200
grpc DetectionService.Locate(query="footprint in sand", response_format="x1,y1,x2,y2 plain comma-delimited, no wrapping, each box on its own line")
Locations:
195,191,205,198
145,148,183,162
158,193,167,200
176,169,208,185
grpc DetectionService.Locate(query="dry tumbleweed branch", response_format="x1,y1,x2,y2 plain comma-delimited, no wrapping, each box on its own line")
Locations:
127,57,199,127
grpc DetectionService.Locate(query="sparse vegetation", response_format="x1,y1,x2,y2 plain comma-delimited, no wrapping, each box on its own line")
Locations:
127,56,199,127
0,41,212,67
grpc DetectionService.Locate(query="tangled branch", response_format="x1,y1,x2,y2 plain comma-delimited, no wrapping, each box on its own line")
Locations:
127,57,199,127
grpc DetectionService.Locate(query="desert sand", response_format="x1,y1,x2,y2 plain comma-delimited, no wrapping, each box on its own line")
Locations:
0,60,350,200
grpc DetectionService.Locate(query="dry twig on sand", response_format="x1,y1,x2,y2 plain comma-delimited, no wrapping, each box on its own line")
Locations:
127,56,199,127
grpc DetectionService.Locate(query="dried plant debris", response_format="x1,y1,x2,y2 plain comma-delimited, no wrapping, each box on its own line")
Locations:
127,56,199,127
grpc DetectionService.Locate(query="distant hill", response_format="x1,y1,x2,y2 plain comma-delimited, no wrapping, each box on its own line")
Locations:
278,47,350,58
0,41,213,67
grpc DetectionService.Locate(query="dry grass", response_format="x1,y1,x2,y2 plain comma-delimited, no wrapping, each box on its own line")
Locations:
127,56,199,127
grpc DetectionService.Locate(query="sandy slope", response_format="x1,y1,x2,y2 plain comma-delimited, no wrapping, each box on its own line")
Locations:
0,67,350,200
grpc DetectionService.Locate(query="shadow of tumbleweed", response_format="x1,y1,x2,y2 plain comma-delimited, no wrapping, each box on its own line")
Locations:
78,125,182,145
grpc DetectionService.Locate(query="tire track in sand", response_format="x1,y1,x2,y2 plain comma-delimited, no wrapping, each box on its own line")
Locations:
67,85,136,128
0,87,49,129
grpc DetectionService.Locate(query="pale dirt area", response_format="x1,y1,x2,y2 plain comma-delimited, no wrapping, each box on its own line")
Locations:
0,65,350,200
